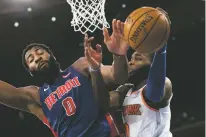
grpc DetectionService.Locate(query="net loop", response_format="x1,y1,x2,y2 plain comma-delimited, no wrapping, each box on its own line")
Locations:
67,0,110,34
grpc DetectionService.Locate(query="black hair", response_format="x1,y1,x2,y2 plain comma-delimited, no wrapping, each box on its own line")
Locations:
22,43,54,71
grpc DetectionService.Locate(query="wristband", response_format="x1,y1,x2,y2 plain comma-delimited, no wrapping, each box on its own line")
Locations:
88,65,100,72
113,53,125,57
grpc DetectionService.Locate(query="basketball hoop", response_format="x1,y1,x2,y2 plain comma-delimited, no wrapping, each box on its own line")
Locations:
66,0,110,34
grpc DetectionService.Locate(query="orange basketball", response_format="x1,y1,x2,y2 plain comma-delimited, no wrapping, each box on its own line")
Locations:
124,7,170,54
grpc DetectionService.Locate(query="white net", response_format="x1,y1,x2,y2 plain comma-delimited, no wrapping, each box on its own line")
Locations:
66,0,110,34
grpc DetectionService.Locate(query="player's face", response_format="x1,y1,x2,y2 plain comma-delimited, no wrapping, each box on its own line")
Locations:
128,51,152,73
25,46,50,72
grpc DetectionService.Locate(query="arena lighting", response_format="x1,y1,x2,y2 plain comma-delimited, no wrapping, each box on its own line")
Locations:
122,4,126,8
27,7,32,12
14,22,19,27
51,17,56,22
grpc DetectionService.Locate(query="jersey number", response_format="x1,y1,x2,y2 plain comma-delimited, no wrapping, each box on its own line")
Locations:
62,97,76,116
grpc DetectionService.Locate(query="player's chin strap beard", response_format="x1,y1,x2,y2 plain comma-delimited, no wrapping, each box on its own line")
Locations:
29,56,60,86
128,65,151,86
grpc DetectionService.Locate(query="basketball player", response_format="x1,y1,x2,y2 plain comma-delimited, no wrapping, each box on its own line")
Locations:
92,9,173,137
94,45,173,137
0,19,128,137
113,46,173,137
88,43,173,137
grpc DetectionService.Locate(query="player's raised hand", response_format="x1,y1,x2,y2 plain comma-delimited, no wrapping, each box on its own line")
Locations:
84,34,102,70
156,7,171,25
103,19,129,56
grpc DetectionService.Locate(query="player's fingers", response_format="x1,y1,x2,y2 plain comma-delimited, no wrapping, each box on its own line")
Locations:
85,38,96,54
96,44,102,54
121,22,124,36
84,33,89,48
156,7,171,25
87,37,94,47
86,47,100,69
85,47,93,63
86,47,99,67
90,57,99,69
89,46,96,54
103,28,110,43
156,7,168,15
88,37,94,44
116,20,122,34
85,47,90,59
84,33,88,42
112,19,118,34
88,46,95,55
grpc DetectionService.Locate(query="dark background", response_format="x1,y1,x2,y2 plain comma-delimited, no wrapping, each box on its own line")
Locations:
0,0,204,137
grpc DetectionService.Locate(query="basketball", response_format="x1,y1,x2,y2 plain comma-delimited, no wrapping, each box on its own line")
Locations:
124,7,170,54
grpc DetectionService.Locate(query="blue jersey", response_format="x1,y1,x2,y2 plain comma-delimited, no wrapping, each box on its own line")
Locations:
39,66,111,137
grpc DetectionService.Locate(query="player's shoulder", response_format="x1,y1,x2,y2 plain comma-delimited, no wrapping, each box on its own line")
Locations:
142,77,172,109
116,83,134,93
71,57,89,77
156,77,173,107
165,77,172,88
164,77,172,100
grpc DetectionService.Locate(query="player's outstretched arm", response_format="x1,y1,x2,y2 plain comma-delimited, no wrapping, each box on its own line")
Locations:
143,45,172,108
143,9,172,108
82,31,128,85
90,69,110,112
0,80,41,114
84,42,110,112
100,54,128,85
102,19,129,85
